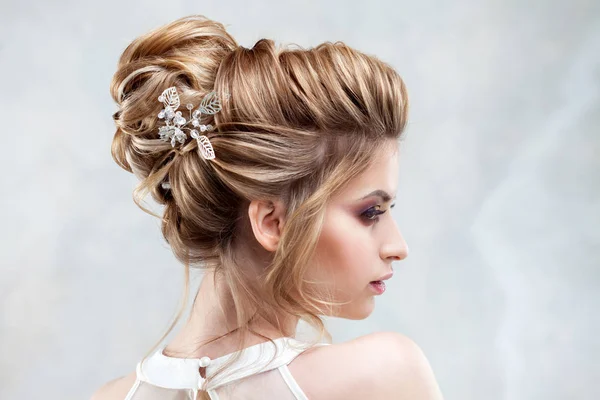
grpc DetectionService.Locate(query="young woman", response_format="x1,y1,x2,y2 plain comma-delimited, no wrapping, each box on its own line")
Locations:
93,14,443,400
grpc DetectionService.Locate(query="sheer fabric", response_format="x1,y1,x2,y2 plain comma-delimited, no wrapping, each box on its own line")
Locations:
124,337,330,400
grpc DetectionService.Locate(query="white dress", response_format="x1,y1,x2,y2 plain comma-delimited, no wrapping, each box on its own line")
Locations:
124,337,331,399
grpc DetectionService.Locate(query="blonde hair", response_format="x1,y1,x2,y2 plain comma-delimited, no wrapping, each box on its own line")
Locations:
110,14,409,396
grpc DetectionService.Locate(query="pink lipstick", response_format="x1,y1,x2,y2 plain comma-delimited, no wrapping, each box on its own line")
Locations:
369,280,386,294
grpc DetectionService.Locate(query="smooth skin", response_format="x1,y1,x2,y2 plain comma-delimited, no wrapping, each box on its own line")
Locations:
92,139,444,399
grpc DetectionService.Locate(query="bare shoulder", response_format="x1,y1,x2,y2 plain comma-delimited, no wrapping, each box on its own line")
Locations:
288,332,443,400
89,371,137,400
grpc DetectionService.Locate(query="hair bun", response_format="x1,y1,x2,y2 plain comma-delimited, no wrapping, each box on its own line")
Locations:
110,15,238,108
110,15,239,198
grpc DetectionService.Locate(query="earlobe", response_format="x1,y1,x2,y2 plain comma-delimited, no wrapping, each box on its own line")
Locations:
247,199,286,252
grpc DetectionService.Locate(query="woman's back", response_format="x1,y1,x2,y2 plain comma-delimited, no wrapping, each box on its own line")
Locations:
91,332,442,400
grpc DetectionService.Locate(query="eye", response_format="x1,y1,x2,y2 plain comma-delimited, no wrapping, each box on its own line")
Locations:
361,203,395,222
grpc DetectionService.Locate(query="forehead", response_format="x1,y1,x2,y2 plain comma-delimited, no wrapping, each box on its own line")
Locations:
332,143,400,202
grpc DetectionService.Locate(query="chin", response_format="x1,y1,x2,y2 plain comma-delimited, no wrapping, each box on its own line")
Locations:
336,297,375,320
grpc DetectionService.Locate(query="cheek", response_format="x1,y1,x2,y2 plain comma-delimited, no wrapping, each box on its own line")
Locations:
313,212,372,287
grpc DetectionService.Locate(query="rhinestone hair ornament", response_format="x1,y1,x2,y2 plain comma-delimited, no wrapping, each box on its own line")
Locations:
156,86,230,189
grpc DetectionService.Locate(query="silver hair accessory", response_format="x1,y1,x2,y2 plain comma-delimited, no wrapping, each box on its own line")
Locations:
157,86,230,190
157,86,230,158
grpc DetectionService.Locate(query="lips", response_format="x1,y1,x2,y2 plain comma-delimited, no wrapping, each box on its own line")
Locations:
369,280,386,294
372,271,393,283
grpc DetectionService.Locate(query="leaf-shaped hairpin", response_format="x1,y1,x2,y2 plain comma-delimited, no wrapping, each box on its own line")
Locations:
156,86,230,159
198,91,231,115
160,87,181,110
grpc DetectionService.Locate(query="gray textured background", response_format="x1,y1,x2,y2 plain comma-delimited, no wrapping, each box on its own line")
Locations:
1,0,598,399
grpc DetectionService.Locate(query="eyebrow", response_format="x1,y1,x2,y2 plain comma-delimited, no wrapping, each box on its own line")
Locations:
359,190,396,202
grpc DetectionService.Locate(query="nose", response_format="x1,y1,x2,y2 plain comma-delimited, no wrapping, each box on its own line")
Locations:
380,220,409,262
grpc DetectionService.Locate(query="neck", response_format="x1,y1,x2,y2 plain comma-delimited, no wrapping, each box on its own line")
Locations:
164,268,299,358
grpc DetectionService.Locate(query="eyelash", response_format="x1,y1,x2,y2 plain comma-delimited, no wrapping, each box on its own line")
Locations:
361,203,396,221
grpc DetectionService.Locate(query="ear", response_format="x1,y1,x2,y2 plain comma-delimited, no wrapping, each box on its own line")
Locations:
247,199,286,252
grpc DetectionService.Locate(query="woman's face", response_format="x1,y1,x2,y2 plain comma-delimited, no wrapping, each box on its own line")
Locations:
310,141,409,319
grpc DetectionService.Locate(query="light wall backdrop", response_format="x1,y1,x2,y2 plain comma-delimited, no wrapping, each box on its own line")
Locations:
1,0,598,399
